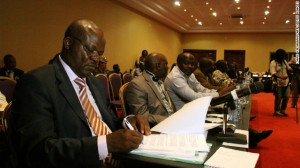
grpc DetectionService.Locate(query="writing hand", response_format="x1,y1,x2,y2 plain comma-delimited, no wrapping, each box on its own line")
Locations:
106,129,143,153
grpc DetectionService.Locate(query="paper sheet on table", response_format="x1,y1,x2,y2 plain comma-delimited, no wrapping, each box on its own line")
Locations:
204,147,259,168
151,96,212,134
136,134,209,154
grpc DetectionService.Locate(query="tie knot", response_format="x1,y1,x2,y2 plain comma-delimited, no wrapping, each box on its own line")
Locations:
74,77,85,88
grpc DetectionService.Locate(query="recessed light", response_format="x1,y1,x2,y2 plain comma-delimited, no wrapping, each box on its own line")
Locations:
212,12,217,17
268,0,272,2
265,10,269,15
267,6,270,9
184,9,187,12
237,7,241,10
220,22,223,25
286,20,290,24
206,2,209,5
210,8,213,11
198,21,202,25
264,17,267,20
191,15,194,18
174,0,181,6
195,18,198,21
235,0,240,3
262,22,265,24
240,20,244,24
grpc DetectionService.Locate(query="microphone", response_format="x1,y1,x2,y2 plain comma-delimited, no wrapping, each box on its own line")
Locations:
210,81,264,106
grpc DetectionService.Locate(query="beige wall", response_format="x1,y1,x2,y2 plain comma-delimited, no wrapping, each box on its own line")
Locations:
183,33,295,72
0,0,182,72
0,0,295,73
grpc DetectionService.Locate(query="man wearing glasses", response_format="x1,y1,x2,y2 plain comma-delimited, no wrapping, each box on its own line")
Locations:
12,19,150,167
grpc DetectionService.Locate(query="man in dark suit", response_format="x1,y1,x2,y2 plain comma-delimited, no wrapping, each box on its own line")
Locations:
0,54,24,80
125,52,175,127
11,19,150,168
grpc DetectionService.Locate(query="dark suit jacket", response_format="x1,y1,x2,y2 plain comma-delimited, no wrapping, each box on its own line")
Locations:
125,72,174,127
0,67,24,80
12,56,118,168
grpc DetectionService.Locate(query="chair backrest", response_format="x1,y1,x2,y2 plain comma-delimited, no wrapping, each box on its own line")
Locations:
95,74,111,101
119,82,130,116
2,102,18,168
122,73,133,84
0,76,16,103
108,73,122,101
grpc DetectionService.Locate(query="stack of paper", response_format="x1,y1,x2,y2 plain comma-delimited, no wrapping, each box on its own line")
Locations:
204,147,259,168
130,96,213,164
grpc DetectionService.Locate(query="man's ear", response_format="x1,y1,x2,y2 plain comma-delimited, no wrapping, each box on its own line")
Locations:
63,37,72,50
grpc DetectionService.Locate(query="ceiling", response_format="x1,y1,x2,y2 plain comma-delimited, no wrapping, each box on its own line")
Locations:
114,0,296,33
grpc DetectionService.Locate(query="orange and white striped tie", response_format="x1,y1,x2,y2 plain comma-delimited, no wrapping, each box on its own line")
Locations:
74,77,111,135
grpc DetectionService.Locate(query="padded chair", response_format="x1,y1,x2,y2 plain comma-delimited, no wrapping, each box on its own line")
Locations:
119,82,130,116
2,102,18,168
122,73,133,84
108,73,123,101
0,76,16,103
95,74,111,101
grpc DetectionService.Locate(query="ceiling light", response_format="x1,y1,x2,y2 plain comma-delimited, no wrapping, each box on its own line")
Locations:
235,0,240,3
286,20,290,24
268,0,272,2
174,0,181,6
264,17,267,20
265,10,270,15
206,2,209,5
191,15,194,18
184,9,187,12
220,23,223,25
237,7,241,10
262,22,265,24
240,20,244,24
195,18,198,21
210,8,213,11
267,6,270,9
293,12,296,15
212,12,217,17
198,21,202,25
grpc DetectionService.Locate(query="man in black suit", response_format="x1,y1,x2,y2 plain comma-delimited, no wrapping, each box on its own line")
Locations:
0,54,24,80
12,19,150,168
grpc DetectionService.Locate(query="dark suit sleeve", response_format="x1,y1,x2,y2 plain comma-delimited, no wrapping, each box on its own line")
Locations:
12,72,101,168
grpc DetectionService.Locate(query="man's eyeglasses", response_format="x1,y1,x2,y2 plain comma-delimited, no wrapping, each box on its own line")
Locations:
70,37,104,60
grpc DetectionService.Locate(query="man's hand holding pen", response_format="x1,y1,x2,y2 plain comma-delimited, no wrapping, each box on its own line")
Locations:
106,115,150,153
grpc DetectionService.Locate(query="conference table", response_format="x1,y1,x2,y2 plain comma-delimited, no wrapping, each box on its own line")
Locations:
117,96,252,167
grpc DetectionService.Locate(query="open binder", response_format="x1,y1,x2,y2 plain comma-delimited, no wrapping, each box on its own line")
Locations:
130,96,213,164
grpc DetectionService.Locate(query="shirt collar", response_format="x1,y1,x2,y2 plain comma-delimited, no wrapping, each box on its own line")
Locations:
59,55,85,82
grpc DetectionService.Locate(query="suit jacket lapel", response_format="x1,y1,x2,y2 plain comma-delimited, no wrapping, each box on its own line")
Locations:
142,72,168,110
52,58,89,127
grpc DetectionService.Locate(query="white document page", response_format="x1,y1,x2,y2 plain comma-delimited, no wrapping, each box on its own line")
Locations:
136,134,209,155
204,147,259,168
151,96,212,134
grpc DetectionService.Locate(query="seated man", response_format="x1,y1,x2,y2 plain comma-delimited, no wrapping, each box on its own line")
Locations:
194,57,233,91
0,54,24,80
11,19,150,167
165,52,272,148
164,52,233,111
125,52,174,127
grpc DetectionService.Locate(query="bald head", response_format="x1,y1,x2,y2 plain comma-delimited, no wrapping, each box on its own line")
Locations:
145,52,169,79
61,19,106,78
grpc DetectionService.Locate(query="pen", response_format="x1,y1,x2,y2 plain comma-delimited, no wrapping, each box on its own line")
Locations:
124,118,144,144
124,118,135,130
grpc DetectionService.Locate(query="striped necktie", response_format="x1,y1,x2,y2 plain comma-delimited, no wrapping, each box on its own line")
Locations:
74,77,111,135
